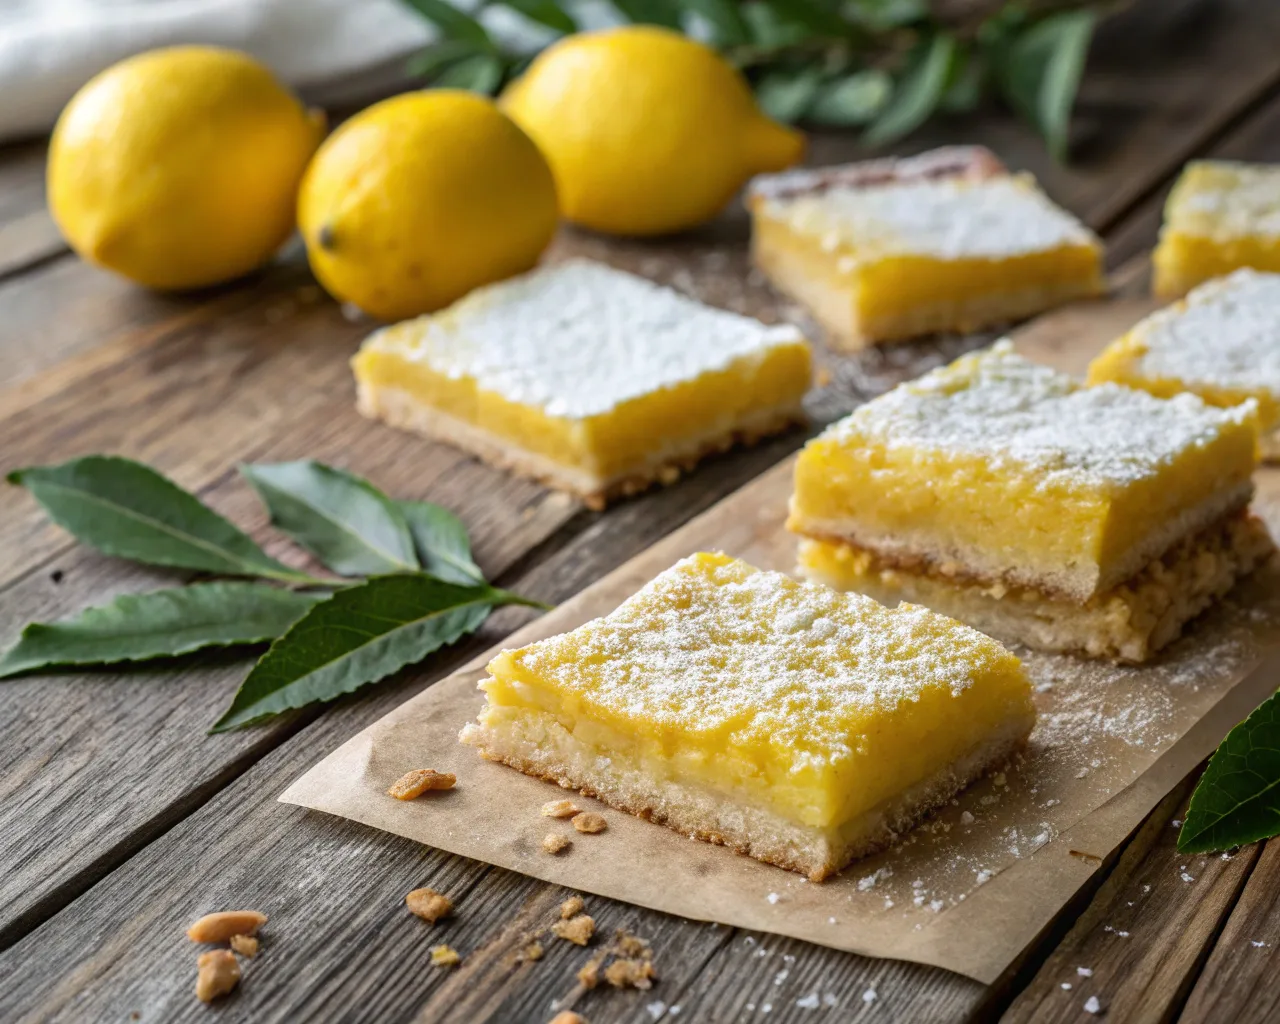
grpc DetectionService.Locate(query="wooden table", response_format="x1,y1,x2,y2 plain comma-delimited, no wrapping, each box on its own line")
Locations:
4,2,1280,1021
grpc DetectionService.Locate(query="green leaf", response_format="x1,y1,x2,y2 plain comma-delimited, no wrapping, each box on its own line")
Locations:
807,68,892,126
610,0,683,30
406,40,484,79
940,47,984,113
0,583,322,679
684,0,751,45
497,0,577,34
400,0,492,47
848,0,927,30
1178,688,1280,854
740,2,811,49
240,461,418,578
757,0,847,37
999,10,1096,161
864,31,957,147
398,501,483,585
754,66,825,124
210,574,543,731
8,457,314,585
434,52,506,93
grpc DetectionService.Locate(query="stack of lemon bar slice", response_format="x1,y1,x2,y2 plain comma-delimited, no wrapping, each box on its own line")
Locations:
462,552,1036,880
747,146,1105,348
790,342,1273,662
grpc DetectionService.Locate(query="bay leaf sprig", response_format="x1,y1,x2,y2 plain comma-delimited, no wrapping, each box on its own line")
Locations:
3,455,549,731
398,0,1107,159
1178,687,1280,855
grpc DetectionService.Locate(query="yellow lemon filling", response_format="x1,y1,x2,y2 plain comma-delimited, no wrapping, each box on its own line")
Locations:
1088,269,1280,446
749,161,1104,348
788,342,1259,602
1153,161,1280,298
353,260,811,504
470,552,1034,833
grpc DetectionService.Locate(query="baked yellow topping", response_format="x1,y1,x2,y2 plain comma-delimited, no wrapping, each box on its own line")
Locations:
475,552,1033,831
1152,160,1280,297
789,342,1259,601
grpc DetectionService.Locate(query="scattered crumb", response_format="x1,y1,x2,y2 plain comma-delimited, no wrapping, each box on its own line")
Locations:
605,957,656,989
544,833,572,855
767,892,781,904
522,941,545,961
186,910,268,943
1077,967,1093,977
960,811,975,825
195,949,240,1002
1117,931,1129,938
1181,872,1196,883
828,917,837,925
617,933,650,958
549,1013,586,1024
542,799,581,818
1172,819,1182,827
572,812,607,834
229,934,259,958
561,896,585,919
993,772,1007,787
796,993,820,1009
553,915,596,946
405,888,452,923
430,944,461,967
577,952,606,989
1084,995,1102,1014
774,968,789,985
1142,884,1151,893
1062,982,1072,991
387,769,456,799
646,1000,667,1020
862,987,877,1005
976,869,993,885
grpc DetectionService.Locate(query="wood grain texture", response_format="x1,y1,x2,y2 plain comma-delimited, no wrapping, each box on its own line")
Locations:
0,141,62,282
1177,839,1280,1024
999,779,1261,1024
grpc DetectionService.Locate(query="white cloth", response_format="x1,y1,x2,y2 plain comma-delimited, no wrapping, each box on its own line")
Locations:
0,0,616,142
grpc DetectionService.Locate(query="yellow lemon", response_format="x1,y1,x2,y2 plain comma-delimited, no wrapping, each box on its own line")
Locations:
298,90,558,321
501,26,804,236
48,46,324,290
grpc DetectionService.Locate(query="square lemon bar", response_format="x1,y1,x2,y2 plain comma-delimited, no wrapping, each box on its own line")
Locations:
460,552,1035,880
748,146,1105,349
1089,269,1280,459
352,260,812,509
1152,161,1280,298
789,342,1270,661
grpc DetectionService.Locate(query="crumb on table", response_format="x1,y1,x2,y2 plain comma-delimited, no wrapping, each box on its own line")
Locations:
543,833,572,855
572,812,607,834
388,769,456,799
406,888,453,923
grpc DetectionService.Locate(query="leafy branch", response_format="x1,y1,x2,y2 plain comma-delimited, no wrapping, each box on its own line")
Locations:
2,456,549,732
399,0,1115,159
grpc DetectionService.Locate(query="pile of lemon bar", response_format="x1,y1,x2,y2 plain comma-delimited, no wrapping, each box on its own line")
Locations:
351,145,1280,880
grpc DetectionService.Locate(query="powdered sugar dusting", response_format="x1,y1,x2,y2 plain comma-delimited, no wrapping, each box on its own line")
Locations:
822,340,1255,488
362,259,806,418
498,552,1022,764
1123,269,1280,395
764,174,1097,262
1173,160,1280,239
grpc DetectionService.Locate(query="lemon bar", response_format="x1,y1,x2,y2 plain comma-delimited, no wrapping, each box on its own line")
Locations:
789,341,1259,605
353,260,812,509
1152,161,1280,298
460,552,1035,880
1089,269,1280,457
748,146,1105,349
799,512,1275,663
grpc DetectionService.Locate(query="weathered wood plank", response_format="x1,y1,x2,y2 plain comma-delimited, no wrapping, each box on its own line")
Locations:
0,141,62,282
1176,841,1280,1023
998,778,1261,1023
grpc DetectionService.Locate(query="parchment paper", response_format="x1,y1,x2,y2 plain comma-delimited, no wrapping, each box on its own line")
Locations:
281,316,1280,984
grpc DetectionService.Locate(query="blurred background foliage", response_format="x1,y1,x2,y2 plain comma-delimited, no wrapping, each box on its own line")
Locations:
399,0,1117,160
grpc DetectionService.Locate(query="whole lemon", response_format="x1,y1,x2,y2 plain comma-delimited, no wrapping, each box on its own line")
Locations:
502,26,804,236
298,90,558,321
48,46,324,290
